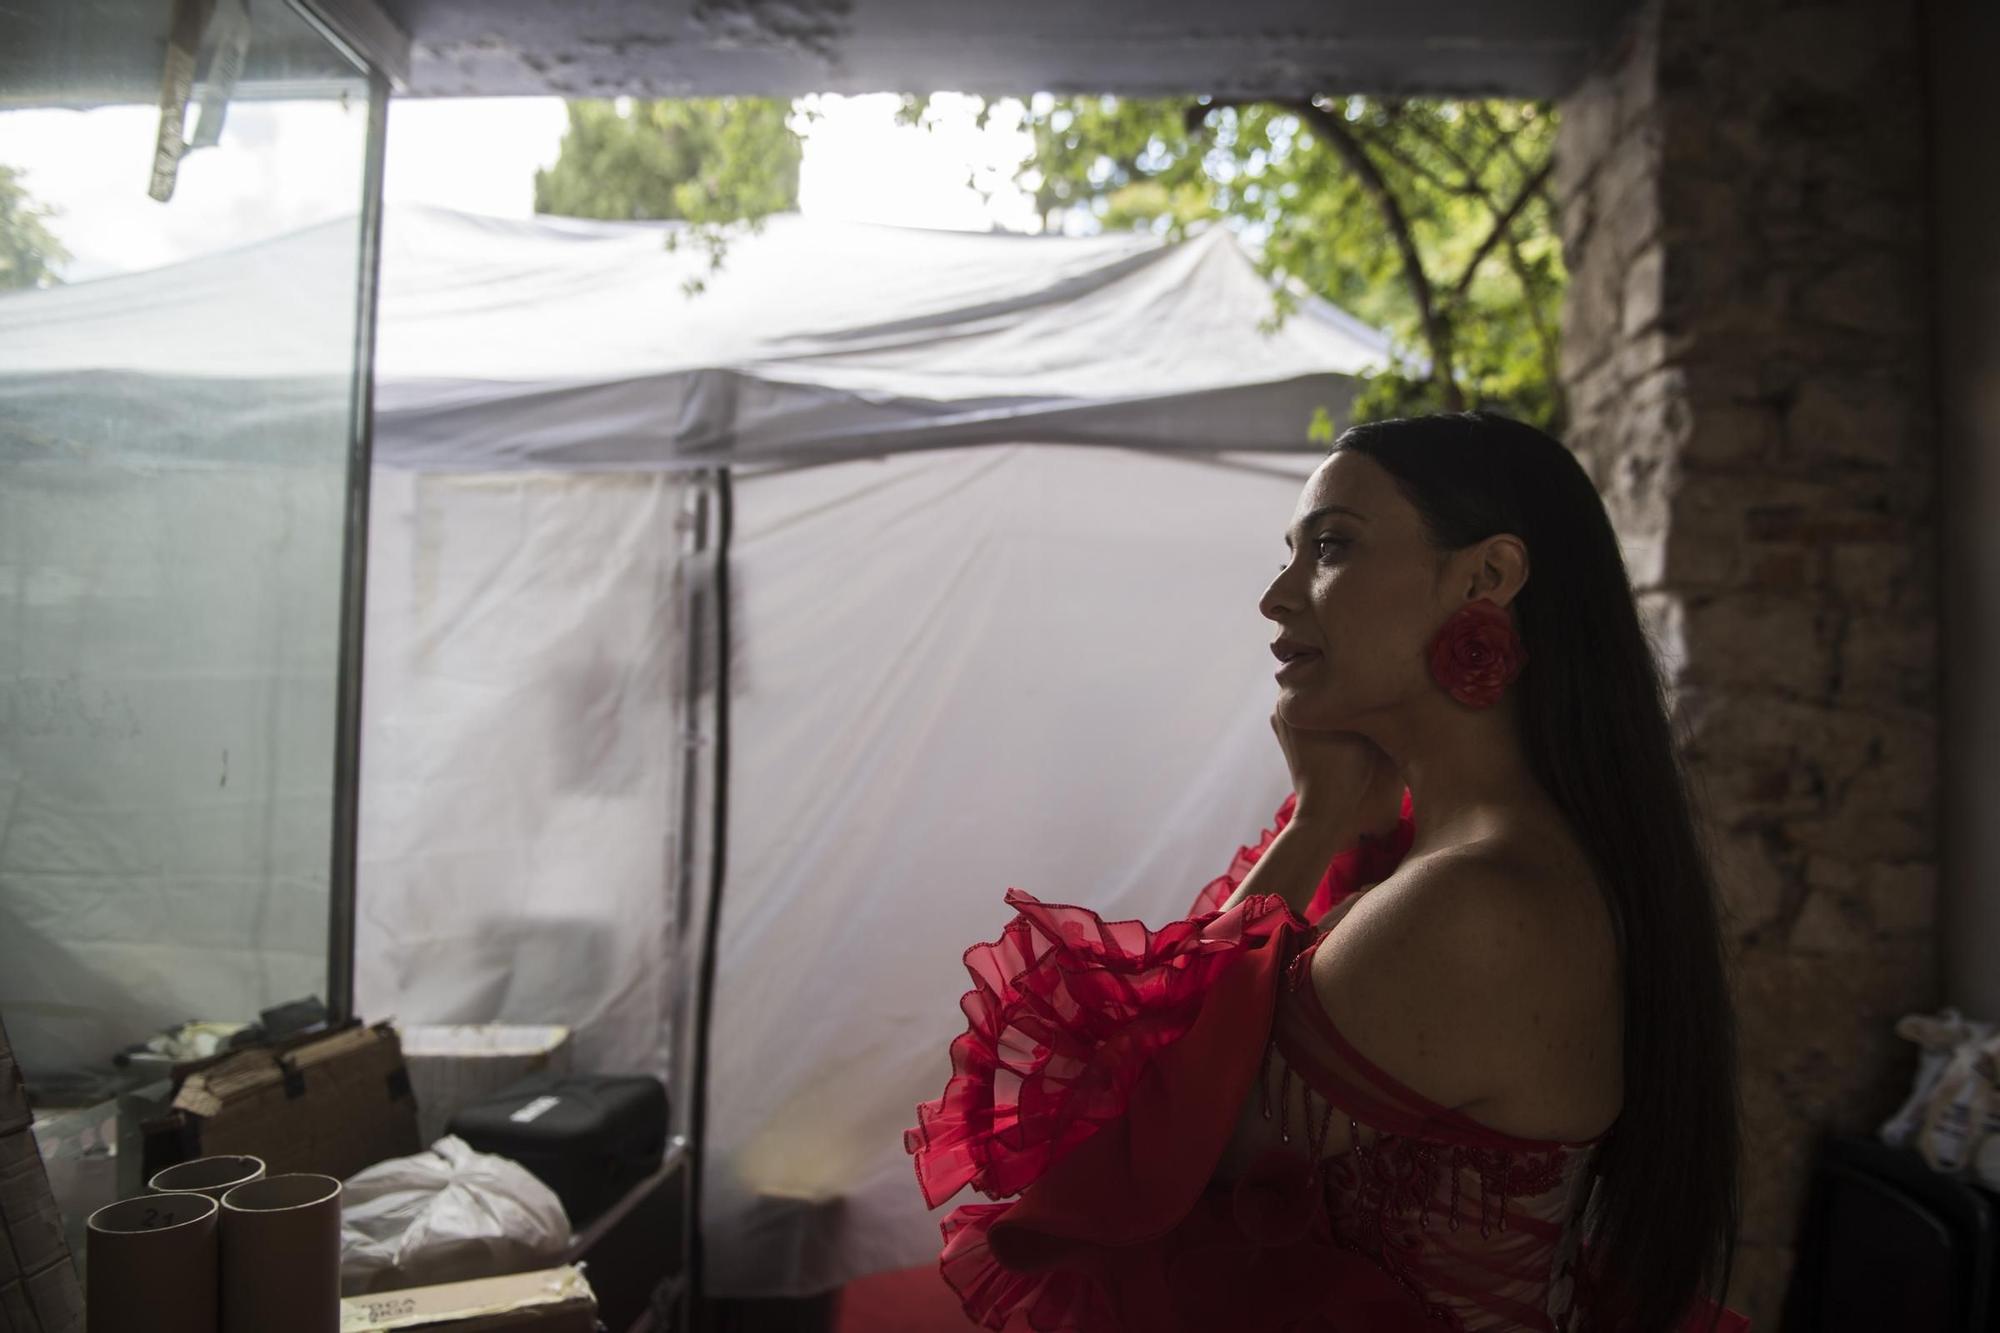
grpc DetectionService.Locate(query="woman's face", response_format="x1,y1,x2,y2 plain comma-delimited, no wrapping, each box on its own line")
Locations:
1258,450,1447,731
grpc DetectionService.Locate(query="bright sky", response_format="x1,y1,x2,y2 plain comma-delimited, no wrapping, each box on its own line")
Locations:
0,92,1046,282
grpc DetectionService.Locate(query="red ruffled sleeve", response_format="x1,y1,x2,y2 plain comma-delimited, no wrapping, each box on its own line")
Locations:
905,885,1443,1331
904,887,1309,1213
1185,789,1416,922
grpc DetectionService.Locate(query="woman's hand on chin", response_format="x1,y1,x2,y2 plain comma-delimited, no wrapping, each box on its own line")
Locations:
1270,709,1402,833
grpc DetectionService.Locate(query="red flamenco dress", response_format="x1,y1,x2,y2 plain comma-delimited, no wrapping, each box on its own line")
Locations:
905,791,1753,1333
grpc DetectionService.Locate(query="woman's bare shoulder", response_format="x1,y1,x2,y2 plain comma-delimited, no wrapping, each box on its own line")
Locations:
1308,837,1621,1131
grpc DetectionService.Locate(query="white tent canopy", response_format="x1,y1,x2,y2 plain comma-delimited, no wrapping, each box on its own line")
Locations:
0,206,1387,1296
2,205,1393,471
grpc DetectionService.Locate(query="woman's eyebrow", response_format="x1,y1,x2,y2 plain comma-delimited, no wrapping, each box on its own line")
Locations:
1284,504,1369,547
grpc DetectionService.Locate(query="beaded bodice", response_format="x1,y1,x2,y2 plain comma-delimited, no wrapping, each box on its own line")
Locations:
1249,927,1608,1332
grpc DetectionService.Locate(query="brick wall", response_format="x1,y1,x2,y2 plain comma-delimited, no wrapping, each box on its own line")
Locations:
1555,0,1940,1319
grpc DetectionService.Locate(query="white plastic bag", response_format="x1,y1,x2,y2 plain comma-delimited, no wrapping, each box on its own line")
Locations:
1916,1033,2000,1177
1880,1008,1994,1149
340,1136,571,1295
1977,1126,2000,1191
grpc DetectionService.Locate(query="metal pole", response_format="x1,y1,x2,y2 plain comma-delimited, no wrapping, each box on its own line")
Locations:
685,466,733,1326
325,67,388,1024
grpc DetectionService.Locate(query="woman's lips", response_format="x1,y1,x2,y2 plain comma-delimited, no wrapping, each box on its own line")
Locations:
1275,651,1321,679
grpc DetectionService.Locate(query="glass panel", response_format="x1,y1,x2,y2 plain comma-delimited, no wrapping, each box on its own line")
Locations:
0,0,372,1143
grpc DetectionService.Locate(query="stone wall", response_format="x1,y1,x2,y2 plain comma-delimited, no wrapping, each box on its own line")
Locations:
1555,0,1939,1320
1932,0,2000,1029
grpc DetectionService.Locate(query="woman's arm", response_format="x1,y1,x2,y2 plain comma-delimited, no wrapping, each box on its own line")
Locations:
1254,710,1404,920
1211,893,1369,1184
1220,814,1358,918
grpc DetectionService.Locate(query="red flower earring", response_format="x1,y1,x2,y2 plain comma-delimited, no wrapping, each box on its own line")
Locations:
1427,598,1527,709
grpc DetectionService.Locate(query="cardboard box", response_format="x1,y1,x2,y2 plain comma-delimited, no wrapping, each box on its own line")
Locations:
0,1280,37,1332
0,1015,84,1333
397,1026,572,1148
20,1263,84,1333
27,1102,118,1276
0,1136,67,1283
155,1021,421,1182
339,1265,597,1332
0,1038,27,1138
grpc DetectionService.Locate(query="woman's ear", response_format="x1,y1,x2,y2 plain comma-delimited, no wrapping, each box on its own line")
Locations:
1465,533,1529,606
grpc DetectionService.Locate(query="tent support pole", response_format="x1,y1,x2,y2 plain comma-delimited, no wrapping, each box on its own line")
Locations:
686,464,733,1325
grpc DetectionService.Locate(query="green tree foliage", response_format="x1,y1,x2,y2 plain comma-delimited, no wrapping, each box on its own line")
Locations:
534,98,804,292
0,164,71,291
906,95,1566,433
534,98,802,223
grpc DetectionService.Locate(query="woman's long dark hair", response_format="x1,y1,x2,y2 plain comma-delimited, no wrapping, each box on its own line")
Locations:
1335,411,1741,1333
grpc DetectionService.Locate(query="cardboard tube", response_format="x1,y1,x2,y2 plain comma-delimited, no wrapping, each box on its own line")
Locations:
148,1155,265,1202
86,1192,219,1333
220,1174,342,1333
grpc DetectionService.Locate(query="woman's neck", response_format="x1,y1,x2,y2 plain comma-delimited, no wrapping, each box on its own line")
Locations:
1376,704,1544,861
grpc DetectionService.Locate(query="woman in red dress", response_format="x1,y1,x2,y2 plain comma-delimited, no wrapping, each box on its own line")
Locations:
906,412,1750,1332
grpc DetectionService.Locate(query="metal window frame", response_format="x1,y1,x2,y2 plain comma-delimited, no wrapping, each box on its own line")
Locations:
305,0,395,1022
289,0,410,90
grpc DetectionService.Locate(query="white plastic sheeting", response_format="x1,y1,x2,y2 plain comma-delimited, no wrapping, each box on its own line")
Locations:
705,444,1321,1293
0,210,362,1098
1,205,1386,1293
353,471,687,1080
0,458,347,1097
352,445,1332,1296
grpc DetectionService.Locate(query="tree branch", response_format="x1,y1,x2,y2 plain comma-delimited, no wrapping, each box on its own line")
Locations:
1349,117,1480,199
1275,96,1461,410
1446,155,1554,306
1501,229,1564,424
1477,103,1562,221
1398,105,1563,290
1393,112,1472,190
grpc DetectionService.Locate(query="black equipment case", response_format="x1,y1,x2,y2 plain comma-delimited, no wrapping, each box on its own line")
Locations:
447,1072,669,1229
